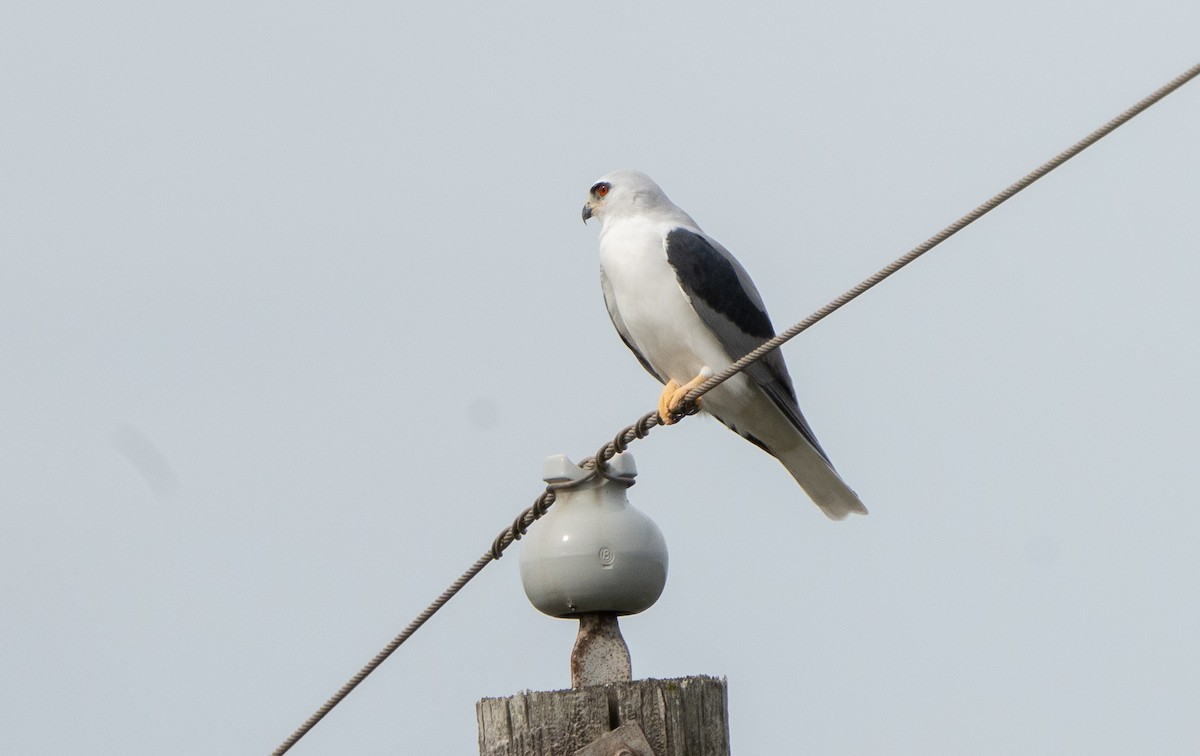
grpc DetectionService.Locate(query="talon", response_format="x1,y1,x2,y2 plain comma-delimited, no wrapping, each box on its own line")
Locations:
666,383,698,418
658,380,681,424
657,369,712,424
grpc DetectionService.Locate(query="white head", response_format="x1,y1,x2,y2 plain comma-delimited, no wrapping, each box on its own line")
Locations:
581,169,690,227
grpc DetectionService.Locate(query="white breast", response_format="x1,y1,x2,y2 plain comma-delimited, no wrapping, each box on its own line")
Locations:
598,218,738,385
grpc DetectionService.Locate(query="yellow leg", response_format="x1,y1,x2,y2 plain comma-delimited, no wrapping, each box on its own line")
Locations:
657,369,711,424
658,380,680,424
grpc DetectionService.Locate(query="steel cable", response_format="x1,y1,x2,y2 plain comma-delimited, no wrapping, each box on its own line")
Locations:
272,60,1199,754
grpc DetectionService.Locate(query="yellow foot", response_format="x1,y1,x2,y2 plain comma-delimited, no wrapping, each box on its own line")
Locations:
657,369,712,424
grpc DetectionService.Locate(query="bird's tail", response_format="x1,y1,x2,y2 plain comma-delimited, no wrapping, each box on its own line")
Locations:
777,439,868,520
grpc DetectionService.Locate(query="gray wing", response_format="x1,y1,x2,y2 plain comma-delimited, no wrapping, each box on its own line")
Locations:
600,266,668,384
663,227,832,462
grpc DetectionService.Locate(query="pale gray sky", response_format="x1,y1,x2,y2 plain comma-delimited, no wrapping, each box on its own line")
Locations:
2,2,1199,754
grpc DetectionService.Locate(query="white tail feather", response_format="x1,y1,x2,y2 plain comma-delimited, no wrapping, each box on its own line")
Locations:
777,439,868,520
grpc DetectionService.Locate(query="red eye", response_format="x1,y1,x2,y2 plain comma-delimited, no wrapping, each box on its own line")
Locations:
592,182,610,198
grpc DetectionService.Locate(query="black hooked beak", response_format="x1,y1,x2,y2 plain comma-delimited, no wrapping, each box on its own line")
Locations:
581,203,593,223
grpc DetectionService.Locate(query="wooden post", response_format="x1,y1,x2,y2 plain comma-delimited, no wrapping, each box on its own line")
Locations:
477,675,730,756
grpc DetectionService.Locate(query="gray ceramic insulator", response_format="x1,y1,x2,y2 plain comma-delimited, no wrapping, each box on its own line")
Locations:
519,453,668,618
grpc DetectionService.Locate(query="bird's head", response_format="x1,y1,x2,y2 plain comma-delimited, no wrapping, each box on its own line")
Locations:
581,170,672,225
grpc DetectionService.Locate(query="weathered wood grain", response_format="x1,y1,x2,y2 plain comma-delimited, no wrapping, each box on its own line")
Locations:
477,676,730,755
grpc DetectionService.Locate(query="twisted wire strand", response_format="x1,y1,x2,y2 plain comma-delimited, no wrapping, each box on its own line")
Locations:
272,61,1199,755
272,433,646,756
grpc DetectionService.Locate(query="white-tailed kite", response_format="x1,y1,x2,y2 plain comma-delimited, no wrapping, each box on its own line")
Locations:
582,170,867,520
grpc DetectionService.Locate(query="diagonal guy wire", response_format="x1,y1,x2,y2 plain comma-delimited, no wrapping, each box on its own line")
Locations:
272,60,1200,755
679,61,1200,409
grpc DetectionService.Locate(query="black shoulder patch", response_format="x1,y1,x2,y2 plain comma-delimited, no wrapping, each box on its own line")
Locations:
665,229,774,339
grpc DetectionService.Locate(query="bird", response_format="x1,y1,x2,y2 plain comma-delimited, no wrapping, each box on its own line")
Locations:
582,170,867,520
